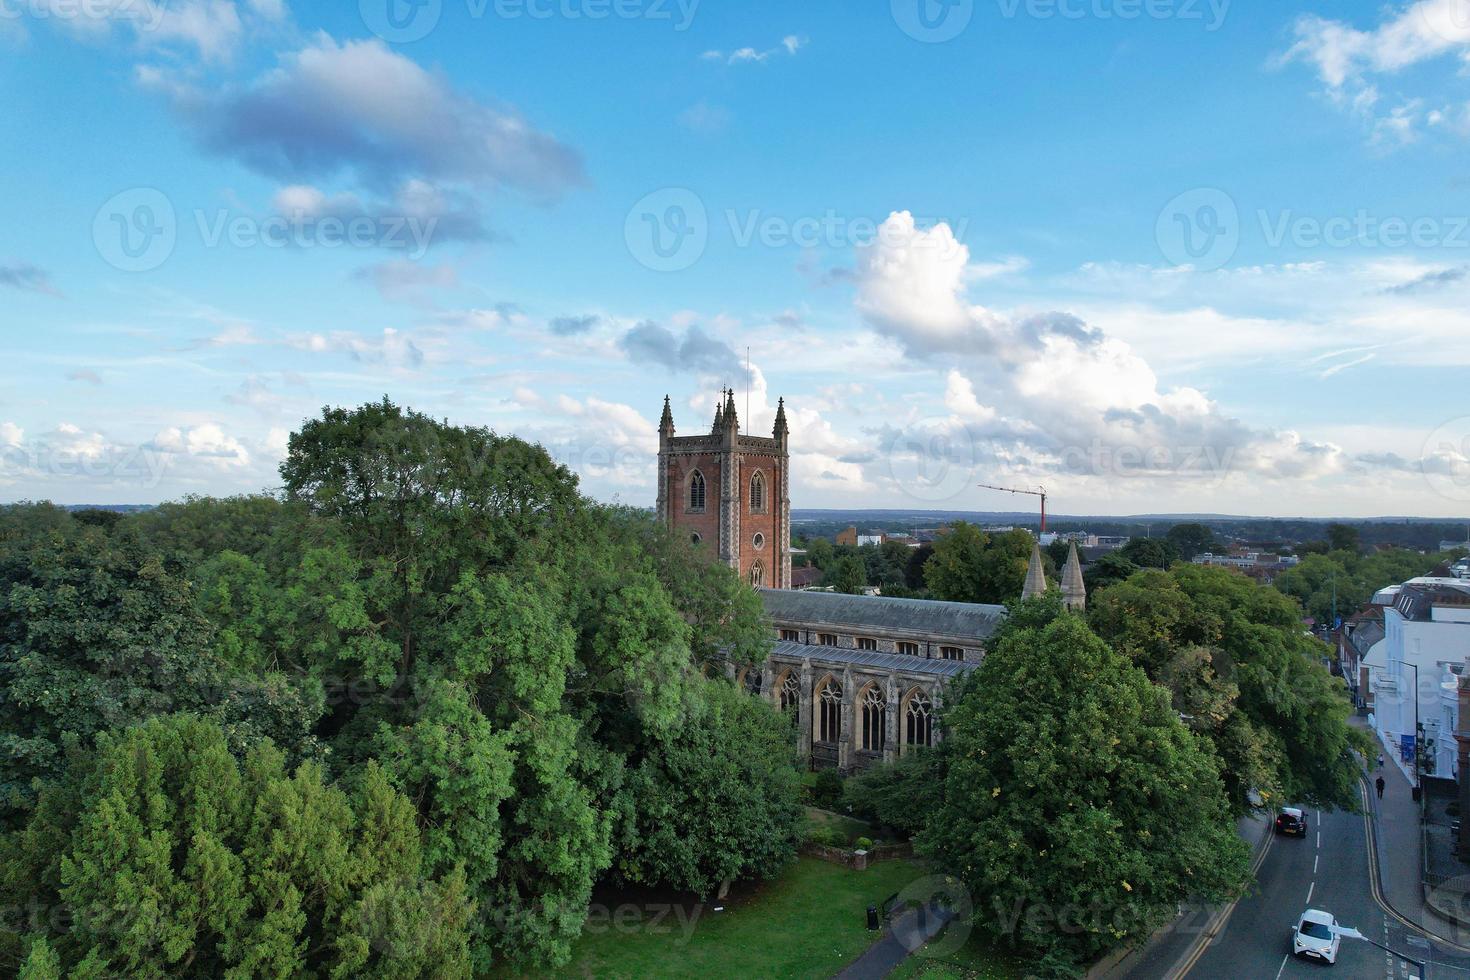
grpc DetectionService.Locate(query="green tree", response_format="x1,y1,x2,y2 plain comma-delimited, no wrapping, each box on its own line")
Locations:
1,714,472,978
1089,565,1368,813
805,536,835,570
826,554,868,594
918,616,1248,969
925,525,1048,604
1326,523,1362,555
1118,537,1178,569
1165,523,1218,561
617,679,802,894
1085,552,1139,592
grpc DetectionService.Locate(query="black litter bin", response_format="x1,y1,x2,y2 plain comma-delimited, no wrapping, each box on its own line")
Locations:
866,905,879,931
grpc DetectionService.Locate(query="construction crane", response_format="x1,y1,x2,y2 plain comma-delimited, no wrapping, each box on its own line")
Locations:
976,483,1049,533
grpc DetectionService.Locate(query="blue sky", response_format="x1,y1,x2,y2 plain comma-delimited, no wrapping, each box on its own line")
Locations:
4,0,1470,517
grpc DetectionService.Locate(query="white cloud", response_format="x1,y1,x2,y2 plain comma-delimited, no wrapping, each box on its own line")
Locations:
0,423,22,447
1282,2,1470,144
22,0,283,61
702,35,807,65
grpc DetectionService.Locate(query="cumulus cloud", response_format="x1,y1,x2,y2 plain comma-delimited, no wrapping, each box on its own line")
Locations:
0,422,21,448
0,261,60,296
853,211,1349,490
151,423,251,464
619,322,743,377
157,36,584,197
66,369,103,386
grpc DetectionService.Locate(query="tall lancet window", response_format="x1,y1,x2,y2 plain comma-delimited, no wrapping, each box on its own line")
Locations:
750,471,765,512
860,685,887,752
688,470,706,511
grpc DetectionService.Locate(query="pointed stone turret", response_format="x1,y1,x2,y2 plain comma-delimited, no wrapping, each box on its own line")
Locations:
724,388,739,433
1061,541,1087,612
659,395,675,439
712,390,725,434
773,397,788,438
1021,541,1048,601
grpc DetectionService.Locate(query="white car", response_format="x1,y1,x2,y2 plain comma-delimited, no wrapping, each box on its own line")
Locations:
1292,908,1341,964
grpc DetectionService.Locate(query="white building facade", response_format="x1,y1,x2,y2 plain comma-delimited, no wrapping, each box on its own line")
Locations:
1370,579,1470,781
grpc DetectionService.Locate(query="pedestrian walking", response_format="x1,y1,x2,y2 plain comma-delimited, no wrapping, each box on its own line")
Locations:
1377,753,1385,770
1376,775,1385,799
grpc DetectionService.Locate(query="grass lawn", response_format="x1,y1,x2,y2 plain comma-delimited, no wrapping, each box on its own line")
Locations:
537,857,927,979
887,924,1026,980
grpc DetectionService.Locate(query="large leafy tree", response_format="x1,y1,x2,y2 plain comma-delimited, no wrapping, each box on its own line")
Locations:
0,714,472,978
616,678,802,895
0,525,224,821
924,524,1049,604
1165,523,1217,561
1089,565,1368,812
919,614,1248,970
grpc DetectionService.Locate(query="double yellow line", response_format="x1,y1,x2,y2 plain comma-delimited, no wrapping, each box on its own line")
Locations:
1358,777,1470,953
1171,819,1277,977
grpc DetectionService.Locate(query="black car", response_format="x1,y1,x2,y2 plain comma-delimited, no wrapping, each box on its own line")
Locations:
1276,807,1308,837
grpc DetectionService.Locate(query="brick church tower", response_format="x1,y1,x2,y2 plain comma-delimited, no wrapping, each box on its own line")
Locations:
656,389,791,589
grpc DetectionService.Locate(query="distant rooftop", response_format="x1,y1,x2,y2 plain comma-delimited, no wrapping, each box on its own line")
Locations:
758,588,1006,640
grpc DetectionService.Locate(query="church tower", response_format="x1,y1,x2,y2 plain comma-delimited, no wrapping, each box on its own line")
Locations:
656,392,791,589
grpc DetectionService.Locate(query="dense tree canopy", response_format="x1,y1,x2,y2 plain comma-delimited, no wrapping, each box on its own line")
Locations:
918,610,1248,971
0,399,799,975
1089,565,1368,812
924,524,1050,604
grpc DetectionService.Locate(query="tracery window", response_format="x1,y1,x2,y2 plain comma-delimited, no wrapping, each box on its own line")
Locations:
817,679,842,743
861,685,887,752
689,470,706,511
750,471,766,512
905,691,933,748
780,672,800,713
750,561,764,587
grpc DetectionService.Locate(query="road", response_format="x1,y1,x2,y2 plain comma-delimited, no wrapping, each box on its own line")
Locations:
1182,799,1470,979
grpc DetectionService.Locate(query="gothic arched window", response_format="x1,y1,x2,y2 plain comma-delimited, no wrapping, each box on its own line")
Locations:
750,561,764,587
780,672,800,713
860,685,887,752
750,471,765,512
905,691,933,748
816,678,842,743
688,470,706,511
743,669,762,696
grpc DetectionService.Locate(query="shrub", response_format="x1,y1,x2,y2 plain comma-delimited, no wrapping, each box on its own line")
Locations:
806,826,848,848
854,836,874,851
810,769,844,810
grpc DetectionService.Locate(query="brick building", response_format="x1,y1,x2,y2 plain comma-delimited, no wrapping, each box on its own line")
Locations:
656,390,791,589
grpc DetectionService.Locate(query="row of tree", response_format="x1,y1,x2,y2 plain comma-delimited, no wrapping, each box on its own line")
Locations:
0,400,803,978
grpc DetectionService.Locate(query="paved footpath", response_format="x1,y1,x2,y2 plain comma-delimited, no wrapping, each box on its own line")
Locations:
835,902,954,980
